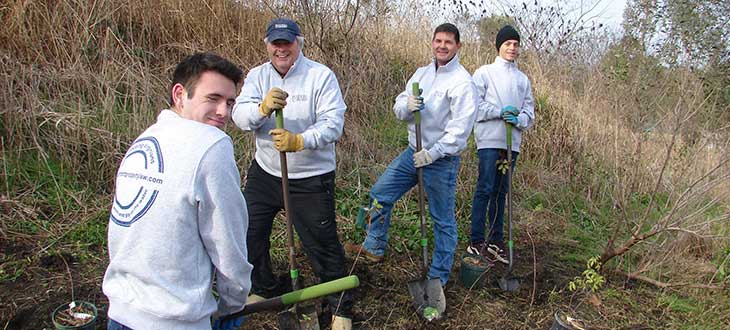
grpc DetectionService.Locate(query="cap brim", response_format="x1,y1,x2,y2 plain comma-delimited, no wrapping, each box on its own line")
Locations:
267,31,296,43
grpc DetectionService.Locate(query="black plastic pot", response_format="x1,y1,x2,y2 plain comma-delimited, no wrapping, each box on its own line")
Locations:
458,254,490,289
550,310,587,330
51,301,97,330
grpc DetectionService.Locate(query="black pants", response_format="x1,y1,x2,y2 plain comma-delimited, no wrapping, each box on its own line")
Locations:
244,160,353,318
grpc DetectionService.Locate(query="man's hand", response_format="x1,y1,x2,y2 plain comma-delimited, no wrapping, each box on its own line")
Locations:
269,128,304,152
212,314,244,330
407,95,424,113
501,106,519,125
413,149,433,168
259,87,288,117
503,113,518,125
500,105,519,117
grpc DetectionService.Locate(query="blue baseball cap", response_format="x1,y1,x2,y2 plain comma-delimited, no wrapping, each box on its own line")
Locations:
266,18,301,43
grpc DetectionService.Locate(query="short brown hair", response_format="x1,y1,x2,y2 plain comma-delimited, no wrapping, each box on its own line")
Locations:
169,52,243,105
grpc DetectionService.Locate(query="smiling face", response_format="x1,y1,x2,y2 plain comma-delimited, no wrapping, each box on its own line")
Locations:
499,39,520,62
267,39,301,76
431,31,461,67
172,71,236,129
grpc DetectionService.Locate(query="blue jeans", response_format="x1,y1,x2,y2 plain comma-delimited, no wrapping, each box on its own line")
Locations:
362,147,459,285
470,148,518,244
108,319,133,330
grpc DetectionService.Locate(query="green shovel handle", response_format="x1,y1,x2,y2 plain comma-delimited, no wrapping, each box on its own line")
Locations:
276,109,284,129
232,275,360,317
412,82,421,125
506,123,512,149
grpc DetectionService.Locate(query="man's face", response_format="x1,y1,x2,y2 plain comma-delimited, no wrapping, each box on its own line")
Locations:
174,71,236,128
267,39,301,76
431,32,460,66
499,40,520,62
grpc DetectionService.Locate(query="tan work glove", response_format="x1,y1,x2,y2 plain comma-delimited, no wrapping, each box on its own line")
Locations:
269,128,304,152
259,87,288,117
413,149,433,168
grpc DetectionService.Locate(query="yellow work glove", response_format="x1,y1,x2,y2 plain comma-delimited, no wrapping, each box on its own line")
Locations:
269,128,304,152
259,87,288,117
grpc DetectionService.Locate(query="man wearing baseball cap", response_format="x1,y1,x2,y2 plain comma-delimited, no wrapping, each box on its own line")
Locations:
467,25,535,263
232,18,353,330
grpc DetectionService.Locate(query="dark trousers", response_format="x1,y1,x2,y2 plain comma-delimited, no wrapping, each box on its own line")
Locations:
244,160,353,318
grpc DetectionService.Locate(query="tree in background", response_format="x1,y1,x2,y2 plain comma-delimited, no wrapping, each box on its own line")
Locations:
623,0,730,124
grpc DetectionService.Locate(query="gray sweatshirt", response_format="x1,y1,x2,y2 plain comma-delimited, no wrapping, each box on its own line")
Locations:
393,54,478,160
232,53,346,179
103,110,252,330
472,56,535,152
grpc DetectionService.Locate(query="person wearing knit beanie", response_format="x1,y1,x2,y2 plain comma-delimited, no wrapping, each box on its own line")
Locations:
466,24,535,264
495,25,520,51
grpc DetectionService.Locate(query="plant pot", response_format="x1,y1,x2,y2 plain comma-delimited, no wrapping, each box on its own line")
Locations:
550,310,587,330
51,301,97,330
458,253,490,289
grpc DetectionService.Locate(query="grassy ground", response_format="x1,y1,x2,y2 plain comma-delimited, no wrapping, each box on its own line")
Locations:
2,110,729,329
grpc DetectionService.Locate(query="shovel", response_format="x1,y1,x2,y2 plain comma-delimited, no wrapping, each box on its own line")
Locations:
220,275,360,319
497,123,520,292
274,109,320,330
406,82,446,321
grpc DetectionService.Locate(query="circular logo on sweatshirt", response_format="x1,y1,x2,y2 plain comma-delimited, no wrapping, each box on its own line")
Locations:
110,137,165,227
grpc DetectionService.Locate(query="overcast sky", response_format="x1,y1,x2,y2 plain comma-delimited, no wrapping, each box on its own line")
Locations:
595,0,626,31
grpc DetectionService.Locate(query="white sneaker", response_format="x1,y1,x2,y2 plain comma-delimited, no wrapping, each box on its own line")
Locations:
487,243,508,264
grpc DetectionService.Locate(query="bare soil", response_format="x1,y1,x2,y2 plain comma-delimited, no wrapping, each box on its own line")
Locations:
0,221,702,330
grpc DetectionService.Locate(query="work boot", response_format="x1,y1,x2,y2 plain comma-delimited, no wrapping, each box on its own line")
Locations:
331,316,352,330
245,293,266,305
344,243,383,263
487,241,508,265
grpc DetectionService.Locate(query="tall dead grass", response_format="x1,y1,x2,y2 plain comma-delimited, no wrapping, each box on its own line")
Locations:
1,0,728,287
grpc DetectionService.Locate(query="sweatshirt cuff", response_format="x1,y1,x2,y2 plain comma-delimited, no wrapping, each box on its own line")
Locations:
301,130,315,149
427,148,442,162
482,107,501,121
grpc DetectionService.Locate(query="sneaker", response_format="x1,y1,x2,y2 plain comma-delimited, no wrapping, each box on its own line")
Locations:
466,242,488,256
344,243,383,263
487,241,508,265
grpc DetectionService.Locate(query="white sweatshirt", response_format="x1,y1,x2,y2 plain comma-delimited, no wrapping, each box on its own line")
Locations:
393,54,478,160
472,56,535,152
232,52,346,179
103,110,252,330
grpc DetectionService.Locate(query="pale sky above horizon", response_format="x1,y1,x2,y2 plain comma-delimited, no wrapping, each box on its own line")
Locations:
595,0,626,32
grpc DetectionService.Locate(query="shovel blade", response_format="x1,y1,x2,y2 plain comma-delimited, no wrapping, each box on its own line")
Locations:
497,275,520,292
277,309,300,330
407,278,445,320
277,305,320,330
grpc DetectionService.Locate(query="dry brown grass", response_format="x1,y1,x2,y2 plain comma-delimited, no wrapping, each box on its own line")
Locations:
1,0,730,328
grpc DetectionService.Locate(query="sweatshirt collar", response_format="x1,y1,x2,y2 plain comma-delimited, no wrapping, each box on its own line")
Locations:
158,109,179,120
433,54,461,72
494,56,517,68
271,51,306,78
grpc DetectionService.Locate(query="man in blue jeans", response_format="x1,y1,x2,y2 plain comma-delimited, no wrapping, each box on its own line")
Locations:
345,23,477,287
468,25,535,263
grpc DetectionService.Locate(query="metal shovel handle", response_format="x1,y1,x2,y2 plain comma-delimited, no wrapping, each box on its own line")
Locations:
506,123,514,273
412,83,429,273
276,109,300,291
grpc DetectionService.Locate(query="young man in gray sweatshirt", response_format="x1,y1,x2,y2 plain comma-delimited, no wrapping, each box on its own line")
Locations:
468,25,535,263
103,52,252,330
